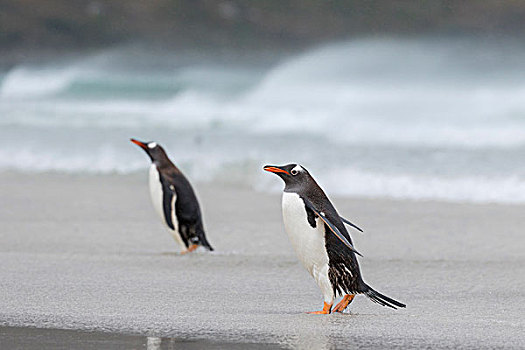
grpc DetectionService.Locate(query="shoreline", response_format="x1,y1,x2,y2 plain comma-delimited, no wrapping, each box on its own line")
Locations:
2,170,524,207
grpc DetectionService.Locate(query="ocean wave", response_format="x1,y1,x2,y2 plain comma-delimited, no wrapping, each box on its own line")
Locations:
4,39,524,149
2,38,525,203
0,66,76,98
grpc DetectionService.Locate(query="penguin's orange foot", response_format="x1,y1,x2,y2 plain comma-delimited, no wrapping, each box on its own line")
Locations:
187,244,199,252
307,302,332,314
333,294,355,313
180,244,199,255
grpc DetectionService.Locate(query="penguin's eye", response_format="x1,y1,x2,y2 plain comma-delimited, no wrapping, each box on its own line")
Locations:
290,169,298,176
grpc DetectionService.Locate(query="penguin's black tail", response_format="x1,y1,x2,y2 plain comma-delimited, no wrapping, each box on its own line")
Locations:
199,237,214,251
361,284,406,309
195,222,214,251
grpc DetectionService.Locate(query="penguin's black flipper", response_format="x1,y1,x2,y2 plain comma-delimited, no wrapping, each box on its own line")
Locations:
303,199,363,257
340,216,364,233
159,176,177,231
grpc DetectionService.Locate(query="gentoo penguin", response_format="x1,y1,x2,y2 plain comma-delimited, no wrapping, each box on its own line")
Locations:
264,164,405,314
131,138,213,253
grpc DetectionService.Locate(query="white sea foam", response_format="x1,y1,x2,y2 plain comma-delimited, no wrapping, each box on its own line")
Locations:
1,145,523,204
320,169,525,204
0,66,76,98
0,147,144,174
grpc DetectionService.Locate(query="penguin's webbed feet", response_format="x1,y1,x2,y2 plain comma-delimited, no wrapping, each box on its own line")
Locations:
307,302,333,314
187,244,199,253
180,244,199,255
332,294,355,313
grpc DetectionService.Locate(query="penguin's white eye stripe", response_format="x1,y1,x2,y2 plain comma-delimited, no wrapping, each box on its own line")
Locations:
290,164,302,175
148,142,157,149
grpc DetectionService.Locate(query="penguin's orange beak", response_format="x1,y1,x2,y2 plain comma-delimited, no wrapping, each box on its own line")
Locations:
263,165,290,175
130,138,148,150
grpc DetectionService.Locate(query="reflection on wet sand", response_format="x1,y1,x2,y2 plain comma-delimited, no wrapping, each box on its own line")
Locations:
0,327,284,349
147,336,162,350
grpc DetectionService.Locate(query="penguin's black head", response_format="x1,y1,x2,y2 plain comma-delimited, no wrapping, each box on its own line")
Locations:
263,164,312,190
130,138,168,163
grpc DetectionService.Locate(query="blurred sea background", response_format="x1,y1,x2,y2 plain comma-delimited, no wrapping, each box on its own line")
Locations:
1,1,525,204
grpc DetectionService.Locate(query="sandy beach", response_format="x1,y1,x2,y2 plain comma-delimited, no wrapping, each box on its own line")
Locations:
0,172,524,349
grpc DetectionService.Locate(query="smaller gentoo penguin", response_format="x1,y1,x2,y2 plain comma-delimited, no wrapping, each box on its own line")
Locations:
131,139,213,253
264,164,405,314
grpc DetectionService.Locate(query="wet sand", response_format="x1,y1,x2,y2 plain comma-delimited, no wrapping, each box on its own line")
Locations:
0,326,282,349
0,172,524,349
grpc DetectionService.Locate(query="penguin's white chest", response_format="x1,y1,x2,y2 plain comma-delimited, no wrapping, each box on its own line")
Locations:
149,164,166,221
148,165,184,249
281,192,331,295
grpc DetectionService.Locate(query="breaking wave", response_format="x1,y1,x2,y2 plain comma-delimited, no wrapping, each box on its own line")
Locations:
1,38,525,203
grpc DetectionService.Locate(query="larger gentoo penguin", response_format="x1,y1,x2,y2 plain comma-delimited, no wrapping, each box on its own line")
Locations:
131,139,213,253
264,164,405,314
